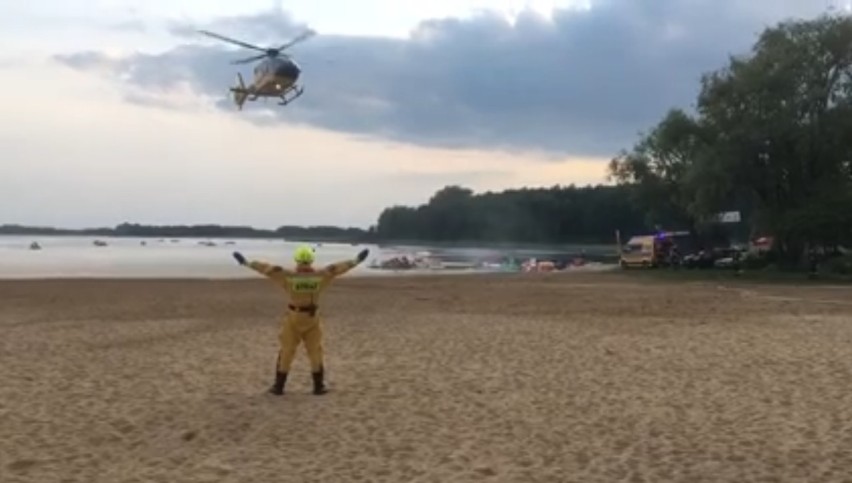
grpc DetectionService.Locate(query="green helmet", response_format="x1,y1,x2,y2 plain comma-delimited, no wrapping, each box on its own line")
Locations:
293,245,315,265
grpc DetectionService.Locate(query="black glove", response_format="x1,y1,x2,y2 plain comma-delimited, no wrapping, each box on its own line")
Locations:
356,249,369,263
233,251,247,265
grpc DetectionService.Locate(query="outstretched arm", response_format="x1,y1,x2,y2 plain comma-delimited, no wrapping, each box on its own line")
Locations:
233,252,294,282
319,249,369,280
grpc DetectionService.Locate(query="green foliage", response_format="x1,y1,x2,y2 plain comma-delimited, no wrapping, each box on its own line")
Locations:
375,184,652,244
608,109,706,229
610,12,852,263
740,252,771,270
825,254,852,275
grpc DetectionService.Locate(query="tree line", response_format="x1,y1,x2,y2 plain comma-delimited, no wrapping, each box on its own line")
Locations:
374,185,645,244
0,223,371,242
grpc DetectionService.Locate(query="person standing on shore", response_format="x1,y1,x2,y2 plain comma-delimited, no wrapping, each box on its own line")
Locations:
232,245,369,396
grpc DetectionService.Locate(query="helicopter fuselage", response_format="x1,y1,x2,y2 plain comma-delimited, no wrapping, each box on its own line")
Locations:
249,57,302,97
229,56,305,109
198,27,312,108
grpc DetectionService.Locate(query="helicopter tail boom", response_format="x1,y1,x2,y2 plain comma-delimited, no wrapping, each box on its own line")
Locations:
230,73,249,110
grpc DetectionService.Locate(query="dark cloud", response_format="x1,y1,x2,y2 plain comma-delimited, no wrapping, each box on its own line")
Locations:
54,0,829,157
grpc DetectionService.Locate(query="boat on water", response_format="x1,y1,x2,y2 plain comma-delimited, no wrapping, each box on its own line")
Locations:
439,261,477,270
369,251,512,272
369,251,440,270
29,241,41,250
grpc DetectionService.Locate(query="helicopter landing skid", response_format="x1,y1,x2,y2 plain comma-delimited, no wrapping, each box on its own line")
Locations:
278,86,304,106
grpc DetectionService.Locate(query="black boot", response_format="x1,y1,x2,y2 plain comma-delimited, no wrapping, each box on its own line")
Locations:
269,371,287,395
312,367,328,395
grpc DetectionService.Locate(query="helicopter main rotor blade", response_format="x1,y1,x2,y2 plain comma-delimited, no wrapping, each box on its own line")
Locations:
275,29,317,51
231,53,270,65
198,29,266,53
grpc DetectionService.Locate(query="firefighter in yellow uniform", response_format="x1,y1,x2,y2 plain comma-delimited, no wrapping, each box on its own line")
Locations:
232,245,369,396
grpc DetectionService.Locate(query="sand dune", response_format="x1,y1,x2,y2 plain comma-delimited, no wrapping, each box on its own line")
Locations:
2,273,852,482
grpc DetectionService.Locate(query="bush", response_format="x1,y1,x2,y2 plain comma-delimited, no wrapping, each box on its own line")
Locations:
824,254,852,275
740,252,771,270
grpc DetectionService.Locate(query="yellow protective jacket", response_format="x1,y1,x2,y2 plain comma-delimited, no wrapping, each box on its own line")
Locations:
246,258,359,310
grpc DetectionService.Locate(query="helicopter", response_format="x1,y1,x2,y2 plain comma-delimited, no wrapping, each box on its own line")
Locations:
197,28,316,110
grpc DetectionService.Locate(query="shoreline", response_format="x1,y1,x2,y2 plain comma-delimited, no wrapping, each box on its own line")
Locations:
0,272,505,282
1,232,616,253
0,264,619,281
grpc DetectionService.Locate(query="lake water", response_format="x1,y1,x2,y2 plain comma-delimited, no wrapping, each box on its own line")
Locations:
0,235,615,279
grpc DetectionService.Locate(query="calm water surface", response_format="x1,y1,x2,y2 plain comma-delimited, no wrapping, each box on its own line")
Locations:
0,236,611,279
0,236,382,279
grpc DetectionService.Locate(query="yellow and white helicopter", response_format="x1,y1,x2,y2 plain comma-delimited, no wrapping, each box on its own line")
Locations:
198,28,316,110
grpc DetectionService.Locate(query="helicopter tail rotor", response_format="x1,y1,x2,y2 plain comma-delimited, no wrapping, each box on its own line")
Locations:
230,73,249,110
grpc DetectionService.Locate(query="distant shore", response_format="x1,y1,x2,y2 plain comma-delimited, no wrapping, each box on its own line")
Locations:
0,230,617,254
0,224,368,244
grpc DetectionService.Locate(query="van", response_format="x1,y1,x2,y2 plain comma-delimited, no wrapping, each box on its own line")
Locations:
617,230,691,268
619,235,657,268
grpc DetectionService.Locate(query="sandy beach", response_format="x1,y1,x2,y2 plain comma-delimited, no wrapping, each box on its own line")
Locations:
2,272,852,482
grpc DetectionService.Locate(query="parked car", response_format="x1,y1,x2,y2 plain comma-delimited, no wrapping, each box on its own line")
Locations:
682,250,715,269
681,247,744,269
713,248,745,269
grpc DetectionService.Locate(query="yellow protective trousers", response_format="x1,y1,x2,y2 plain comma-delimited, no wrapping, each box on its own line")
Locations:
277,311,324,373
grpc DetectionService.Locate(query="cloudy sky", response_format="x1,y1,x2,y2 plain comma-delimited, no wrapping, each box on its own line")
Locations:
0,0,840,229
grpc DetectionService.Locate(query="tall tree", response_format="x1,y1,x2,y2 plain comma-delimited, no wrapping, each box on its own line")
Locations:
694,13,852,259
608,108,706,230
